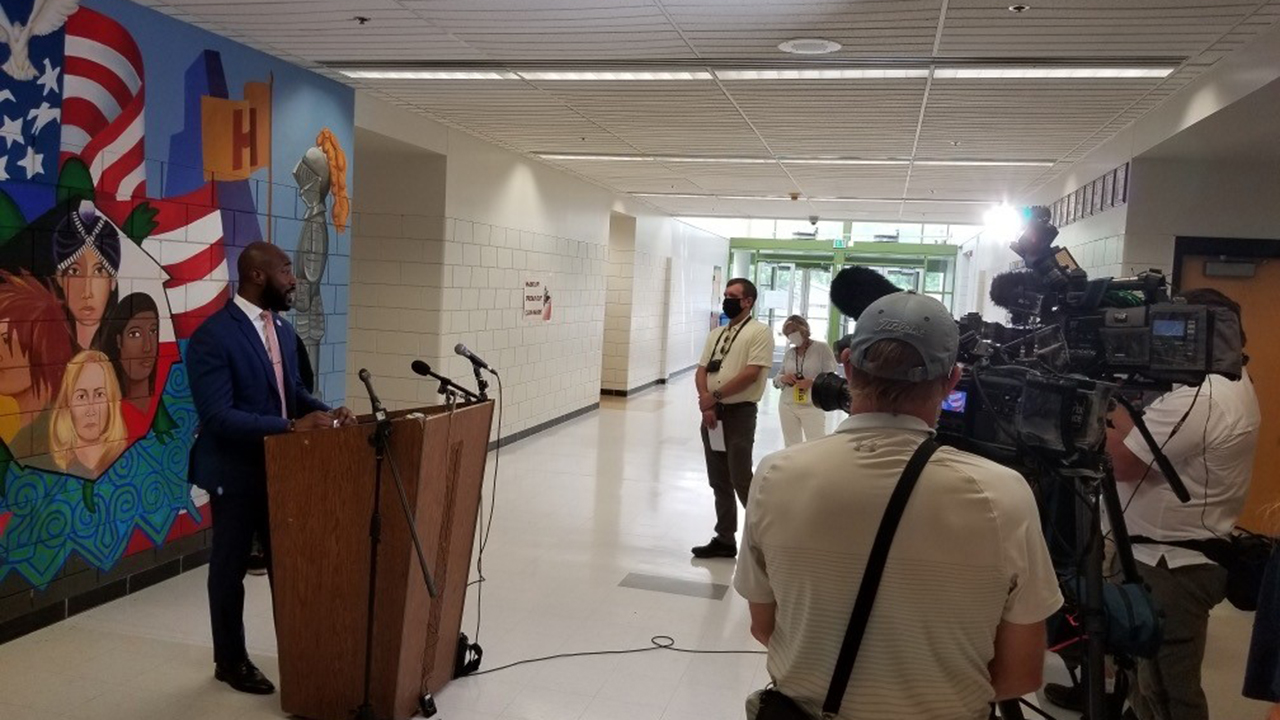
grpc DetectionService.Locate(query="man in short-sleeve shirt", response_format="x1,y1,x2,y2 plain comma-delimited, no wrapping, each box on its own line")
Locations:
692,278,774,559
1101,288,1259,720
734,291,1062,719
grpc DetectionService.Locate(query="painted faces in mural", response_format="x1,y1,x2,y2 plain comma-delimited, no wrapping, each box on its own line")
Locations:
0,199,168,478
0,272,77,459
48,350,127,478
101,293,160,413
53,201,122,351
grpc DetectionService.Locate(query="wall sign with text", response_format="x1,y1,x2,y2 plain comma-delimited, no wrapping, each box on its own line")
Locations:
522,278,552,323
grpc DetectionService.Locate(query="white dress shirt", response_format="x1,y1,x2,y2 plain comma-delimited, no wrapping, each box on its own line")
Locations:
233,293,271,351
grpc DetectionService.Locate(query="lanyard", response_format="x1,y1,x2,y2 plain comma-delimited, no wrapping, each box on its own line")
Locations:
794,345,806,378
713,319,750,364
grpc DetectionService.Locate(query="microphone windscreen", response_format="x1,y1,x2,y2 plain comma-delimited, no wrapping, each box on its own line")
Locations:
988,269,1048,312
358,368,371,381
410,360,431,377
454,343,467,355
830,265,901,319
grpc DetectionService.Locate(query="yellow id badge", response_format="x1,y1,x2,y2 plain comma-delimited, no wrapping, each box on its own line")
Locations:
794,386,809,404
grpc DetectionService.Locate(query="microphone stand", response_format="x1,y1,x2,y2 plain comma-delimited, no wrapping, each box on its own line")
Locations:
469,362,490,401
355,408,440,720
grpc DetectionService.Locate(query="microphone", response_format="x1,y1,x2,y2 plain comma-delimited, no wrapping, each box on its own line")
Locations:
411,360,481,401
454,343,496,374
358,368,387,421
988,269,1049,315
830,265,902,319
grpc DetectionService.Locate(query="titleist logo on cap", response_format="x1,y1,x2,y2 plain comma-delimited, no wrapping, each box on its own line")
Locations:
877,318,924,336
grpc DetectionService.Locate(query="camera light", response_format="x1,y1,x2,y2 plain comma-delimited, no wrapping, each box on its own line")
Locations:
983,204,1023,238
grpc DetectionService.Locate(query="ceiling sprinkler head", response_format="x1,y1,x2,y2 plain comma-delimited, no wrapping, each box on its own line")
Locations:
1008,4,1031,13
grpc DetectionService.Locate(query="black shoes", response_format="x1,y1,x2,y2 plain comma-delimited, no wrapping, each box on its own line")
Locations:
246,551,268,577
1044,682,1084,712
215,660,276,695
691,537,737,559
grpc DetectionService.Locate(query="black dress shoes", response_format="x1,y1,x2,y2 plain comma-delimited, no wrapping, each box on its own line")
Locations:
215,660,276,695
691,537,737,559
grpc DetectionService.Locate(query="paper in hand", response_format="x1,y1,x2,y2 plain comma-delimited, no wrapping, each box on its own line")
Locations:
707,422,727,452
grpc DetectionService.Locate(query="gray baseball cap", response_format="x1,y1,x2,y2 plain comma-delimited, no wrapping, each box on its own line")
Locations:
847,291,959,381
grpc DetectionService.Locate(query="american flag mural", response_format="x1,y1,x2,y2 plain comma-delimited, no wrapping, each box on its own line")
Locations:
60,6,145,200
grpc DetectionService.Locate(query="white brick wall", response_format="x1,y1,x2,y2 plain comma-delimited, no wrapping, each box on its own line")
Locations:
602,247,634,391
627,250,670,388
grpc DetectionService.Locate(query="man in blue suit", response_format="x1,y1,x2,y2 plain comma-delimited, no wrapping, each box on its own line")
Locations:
187,241,356,695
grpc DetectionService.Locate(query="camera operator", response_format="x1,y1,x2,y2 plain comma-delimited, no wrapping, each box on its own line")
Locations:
1106,288,1259,720
734,291,1062,719
692,278,774,560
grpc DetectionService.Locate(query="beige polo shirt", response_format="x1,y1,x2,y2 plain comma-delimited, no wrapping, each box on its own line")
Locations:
735,413,1062,720
699,318,774,404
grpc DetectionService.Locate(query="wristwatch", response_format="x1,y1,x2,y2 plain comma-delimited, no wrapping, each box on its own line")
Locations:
288,419,297,432
712,390,723,401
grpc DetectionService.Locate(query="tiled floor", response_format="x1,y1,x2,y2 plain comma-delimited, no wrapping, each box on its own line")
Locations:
0,377,1268,720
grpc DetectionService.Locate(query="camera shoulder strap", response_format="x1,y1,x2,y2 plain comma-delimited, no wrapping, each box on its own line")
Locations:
822,437,939,717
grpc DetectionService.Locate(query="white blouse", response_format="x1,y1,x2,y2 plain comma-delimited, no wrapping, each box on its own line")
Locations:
773,340,838,405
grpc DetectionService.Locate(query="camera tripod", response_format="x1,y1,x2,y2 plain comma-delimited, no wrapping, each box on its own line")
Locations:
995,395,1189,720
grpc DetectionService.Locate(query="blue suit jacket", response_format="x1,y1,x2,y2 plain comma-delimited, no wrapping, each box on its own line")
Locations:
186,299,328,496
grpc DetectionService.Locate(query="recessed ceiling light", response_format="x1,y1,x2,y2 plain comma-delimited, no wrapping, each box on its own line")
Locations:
778,38,842,55
717,68,928,80
934,67,1174,79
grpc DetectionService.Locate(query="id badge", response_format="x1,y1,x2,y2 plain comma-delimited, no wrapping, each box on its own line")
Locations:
793,386,809,405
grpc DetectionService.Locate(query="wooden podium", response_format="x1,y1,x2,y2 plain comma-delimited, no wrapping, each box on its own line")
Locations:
265,401,494,720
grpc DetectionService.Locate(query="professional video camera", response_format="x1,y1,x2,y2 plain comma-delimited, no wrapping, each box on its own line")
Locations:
809,207,1247,720
813,205,1243,466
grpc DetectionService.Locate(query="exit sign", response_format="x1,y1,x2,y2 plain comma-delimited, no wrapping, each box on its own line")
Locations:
833,238,847,249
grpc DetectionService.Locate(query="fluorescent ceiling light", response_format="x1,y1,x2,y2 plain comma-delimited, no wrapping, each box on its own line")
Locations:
538,154,1053,167
716,68,928,80
914,159,1055,167
520,71,712,81
537,154,654,162
536,153,777,164
934,67,1174,79
655,156,775,164
631,193,792,201
782,158,909,165
810,197,993,205
338,69,517,80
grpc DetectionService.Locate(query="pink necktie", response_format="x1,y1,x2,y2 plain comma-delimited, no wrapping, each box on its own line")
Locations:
260,310,287,418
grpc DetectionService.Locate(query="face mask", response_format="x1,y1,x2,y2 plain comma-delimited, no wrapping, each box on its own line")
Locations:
787,332,804,346
723,298,744,318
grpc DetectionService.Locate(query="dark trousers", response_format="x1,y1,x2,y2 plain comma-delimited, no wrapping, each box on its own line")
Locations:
208,489,273,666
700,402,758,542
1129,558,1228,720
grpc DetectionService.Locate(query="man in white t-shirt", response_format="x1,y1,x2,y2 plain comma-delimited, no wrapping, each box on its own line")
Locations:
734,291,1063,720
1107,288,1259,720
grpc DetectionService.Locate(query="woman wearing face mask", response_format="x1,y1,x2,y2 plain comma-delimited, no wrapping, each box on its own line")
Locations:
773,315,837,447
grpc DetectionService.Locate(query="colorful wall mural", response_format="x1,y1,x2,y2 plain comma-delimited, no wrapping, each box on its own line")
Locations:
0,0,354,612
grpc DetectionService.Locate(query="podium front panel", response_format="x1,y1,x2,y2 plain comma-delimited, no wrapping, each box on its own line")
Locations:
266,401,494,720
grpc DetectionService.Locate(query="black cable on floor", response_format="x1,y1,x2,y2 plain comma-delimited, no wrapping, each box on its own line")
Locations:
456,635,766,678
